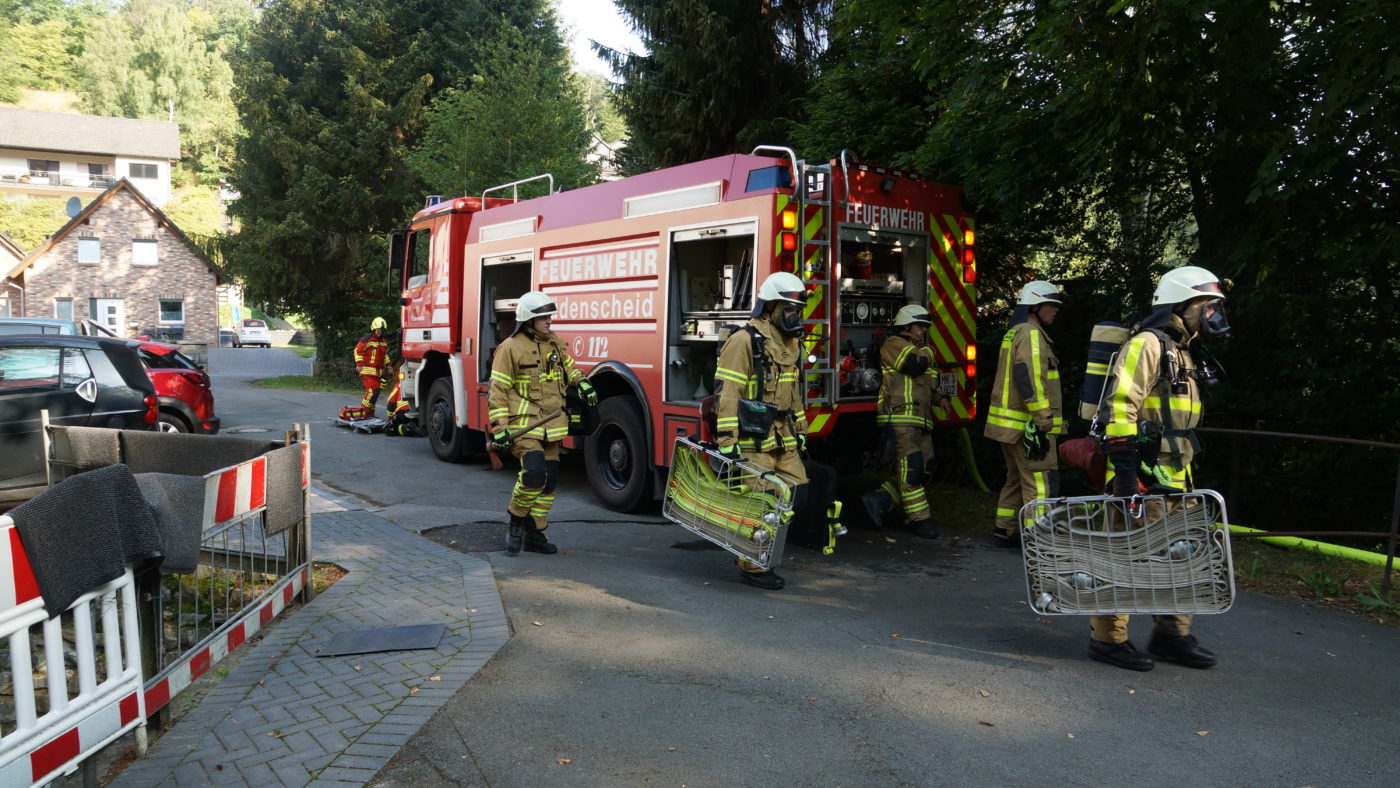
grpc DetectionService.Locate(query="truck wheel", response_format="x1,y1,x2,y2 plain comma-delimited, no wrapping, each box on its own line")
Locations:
426,378,473,462
585,396,652,512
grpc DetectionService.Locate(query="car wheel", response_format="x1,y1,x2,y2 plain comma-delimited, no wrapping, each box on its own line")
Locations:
426,378,480,462
584,396,653,512
158,413,189,433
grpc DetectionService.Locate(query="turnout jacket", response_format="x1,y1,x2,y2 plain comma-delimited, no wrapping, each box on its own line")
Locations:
877,334,940,430
1096,314,1203,471
488,326,584,442
985,318,1063,444
714,315,808,452
354,333,389,377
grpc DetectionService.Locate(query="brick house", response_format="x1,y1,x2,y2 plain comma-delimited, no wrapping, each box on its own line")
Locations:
3,179,222,342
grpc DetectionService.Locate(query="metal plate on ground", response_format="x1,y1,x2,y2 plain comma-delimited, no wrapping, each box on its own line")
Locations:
316,623,446,656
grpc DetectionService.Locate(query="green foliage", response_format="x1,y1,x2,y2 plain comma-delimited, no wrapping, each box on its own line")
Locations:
606,0,831,171
406,25,598,199
578,71,627,142
0,197,70,249
1357,584,1400,616
76,0,246,184
162,187,226,237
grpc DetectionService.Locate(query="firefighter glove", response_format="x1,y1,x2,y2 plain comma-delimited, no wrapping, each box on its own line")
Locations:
794,433,808,455
1141,462,1174,487
1021,420,1050,461
718,443,742,460
1109,451,1139,497
492,430,511,451
575,379,598,406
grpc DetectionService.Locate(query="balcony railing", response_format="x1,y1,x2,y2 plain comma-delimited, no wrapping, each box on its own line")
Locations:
0,167,115,190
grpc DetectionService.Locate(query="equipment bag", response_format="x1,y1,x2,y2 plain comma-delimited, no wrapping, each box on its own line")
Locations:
1078,322,1131,420
736,325,782,440
565,387,599,436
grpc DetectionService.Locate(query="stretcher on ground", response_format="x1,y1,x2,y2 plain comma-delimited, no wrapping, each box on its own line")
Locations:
332,416,387,434
662,437,798,570
1020,489,1234,616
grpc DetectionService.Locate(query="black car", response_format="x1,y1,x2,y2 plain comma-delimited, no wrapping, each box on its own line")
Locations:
0,335,158,496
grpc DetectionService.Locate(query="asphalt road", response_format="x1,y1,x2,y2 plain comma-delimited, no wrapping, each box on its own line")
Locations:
212,354,1400,787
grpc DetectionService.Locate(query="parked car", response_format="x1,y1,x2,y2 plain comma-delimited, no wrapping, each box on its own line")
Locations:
0,317,83,336
235,319,272,348
137,342,220,434
0,335,158,497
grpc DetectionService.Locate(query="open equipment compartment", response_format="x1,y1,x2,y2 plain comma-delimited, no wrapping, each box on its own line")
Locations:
665,221,757,404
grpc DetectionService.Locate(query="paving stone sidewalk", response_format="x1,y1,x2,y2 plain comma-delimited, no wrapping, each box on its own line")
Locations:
114,492,508,787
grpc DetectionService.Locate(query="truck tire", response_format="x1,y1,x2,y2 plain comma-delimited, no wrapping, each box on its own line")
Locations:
426,377,474,463
585,395,653,512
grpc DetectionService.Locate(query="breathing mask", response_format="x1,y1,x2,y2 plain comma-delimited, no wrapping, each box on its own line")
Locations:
1185,298,1231,339
776,303,804,338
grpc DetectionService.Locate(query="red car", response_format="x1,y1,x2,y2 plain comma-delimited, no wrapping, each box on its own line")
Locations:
137,342,220,434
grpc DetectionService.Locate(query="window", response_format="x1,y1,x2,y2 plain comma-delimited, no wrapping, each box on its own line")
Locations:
0,346,61,391
60,347,91,389
133,239,158,265
128,163,158,179
0,298,10,317
77,237,100,264
409,229,431,282
159,299,184,323
139,347,199,370
54,298,73,321
28,159,58,176
88,163,113,188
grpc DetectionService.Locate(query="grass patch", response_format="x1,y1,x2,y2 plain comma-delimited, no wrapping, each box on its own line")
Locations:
1225,537,1399,625
254,375,360,395
272,343,317,358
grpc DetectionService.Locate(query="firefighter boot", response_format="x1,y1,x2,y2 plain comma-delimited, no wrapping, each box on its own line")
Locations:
1147,632,1217,669
1088,639,1155,672
739,569,785,590
523,527,558,555
910,518,940,540
505,513,530,555
861,489,893,531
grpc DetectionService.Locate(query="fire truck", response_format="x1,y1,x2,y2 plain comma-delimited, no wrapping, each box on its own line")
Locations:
388,146,977,512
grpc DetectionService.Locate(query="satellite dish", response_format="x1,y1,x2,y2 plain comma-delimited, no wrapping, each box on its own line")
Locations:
65,197,82,218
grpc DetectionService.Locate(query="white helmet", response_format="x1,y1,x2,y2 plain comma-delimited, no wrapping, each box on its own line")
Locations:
1016,280,1064,306
516,291,558,322
1152,266,1224,307
756,272,806,305
893,304,932,327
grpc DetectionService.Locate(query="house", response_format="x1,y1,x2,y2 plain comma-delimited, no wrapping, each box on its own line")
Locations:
0,107,179,207
0,233,23,316
4,179,222,343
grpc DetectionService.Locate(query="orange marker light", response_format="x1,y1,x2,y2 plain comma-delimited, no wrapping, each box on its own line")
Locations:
963,228,975,246
965,344,977,362
781,209,798,230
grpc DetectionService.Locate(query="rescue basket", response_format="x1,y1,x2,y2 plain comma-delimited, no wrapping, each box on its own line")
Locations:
662,437,798,570
1019,489,1234,616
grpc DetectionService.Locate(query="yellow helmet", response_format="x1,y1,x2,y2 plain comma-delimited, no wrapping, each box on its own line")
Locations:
370,316,387,330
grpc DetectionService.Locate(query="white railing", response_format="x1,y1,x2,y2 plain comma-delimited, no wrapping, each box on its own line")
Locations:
0,167,115,190
0,516,148,788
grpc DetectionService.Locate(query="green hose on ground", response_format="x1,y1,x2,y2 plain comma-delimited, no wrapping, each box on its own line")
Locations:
958,427,990,493
1228,524,1397,568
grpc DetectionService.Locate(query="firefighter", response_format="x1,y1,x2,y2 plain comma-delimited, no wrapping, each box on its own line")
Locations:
861,304,952,539
984,281,1067,547
488,291,596,555
1089,265,1231,671
713,272,816,589
351,317,391,419
382,366,419,436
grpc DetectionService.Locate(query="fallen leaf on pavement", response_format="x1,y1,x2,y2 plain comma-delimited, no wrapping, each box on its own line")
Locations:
890,633,900,638
1196,730,1209,736
979,721,995,727
979,690,990,697
1128,689,1135,694
409,687,419,695
1292,630,1303,635
667,746,677,751
429,676,441,681
533,621,543,626
1067,733,1075,739
557,758,572,764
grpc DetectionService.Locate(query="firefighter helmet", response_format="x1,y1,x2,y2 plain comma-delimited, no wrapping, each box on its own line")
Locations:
516,291,558,322
370,316,387,330
756,272,807,305
893,304,933,327
1152,266,1225,307
1016,281,1065,306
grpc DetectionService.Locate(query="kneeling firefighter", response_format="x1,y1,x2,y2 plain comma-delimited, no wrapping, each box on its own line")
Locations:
713,272,840,590
382,364,420,436
862,304,952,539
488,291,596,555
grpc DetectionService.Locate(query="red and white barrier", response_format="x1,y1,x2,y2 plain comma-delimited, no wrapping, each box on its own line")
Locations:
0,516,147,788
142,565,309,715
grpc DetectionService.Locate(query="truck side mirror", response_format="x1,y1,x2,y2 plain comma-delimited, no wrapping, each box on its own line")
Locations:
387,228,407,296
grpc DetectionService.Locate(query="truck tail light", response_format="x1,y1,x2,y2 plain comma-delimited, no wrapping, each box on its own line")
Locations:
781,208,798,230
143,395,159,424
964,346,976,379
781,232,797,252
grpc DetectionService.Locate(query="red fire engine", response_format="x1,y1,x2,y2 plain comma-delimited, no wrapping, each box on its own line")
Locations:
388,146,977,512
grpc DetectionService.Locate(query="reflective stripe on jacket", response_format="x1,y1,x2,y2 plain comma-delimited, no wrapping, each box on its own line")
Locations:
877,335,938,429
1097,315,1203,470
714,316,808,452
354,333,389,376
984,320,1063,443
487,328,584,441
